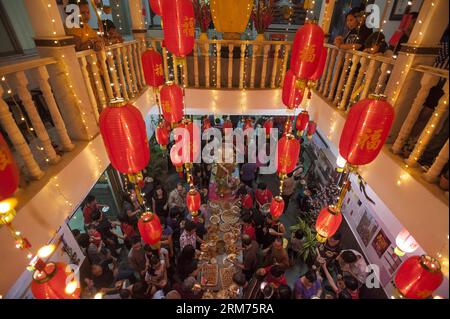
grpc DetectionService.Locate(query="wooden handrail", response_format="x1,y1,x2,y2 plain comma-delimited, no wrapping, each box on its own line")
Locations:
0,57,58,76
147,37,292,46
75,40,139,58
411,65,449,79
323,43,395,65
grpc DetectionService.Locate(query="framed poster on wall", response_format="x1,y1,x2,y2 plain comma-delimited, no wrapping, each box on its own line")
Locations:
389,0,412,20
356,209,379,247
372,229,392,258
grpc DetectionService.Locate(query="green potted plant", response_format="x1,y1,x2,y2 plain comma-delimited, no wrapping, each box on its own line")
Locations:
289,217,318,266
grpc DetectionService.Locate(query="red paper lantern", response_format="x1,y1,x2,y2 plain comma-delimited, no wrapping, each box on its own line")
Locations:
160,82,184,124
315,206,342,243
243,118,253,131
186,188,201,215
138,212,162,245
203,118,212,130
310,47,327,83
142,48,164,88
155,122,170,150
290,22,324,85
395,255,443,299
339,95,395,166
149,0,163,15
0,133,19,201
162,0,195,57
282,70,304,109
270,196,285,220
307,121,317,139
99,101,150,174
31,261,80,299
277,134,300,177
296,111,310,137
186,120,201,163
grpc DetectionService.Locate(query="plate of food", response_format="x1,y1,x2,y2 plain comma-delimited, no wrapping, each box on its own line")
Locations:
223,232,236,243
220,267,236,289
227,244,240,255
202,290,215,299
201,264,219,287
209,202,220,209
223,253,238,267
221,211,239,224
208,234,220,242
219,223,232,233
210,215,221,225
216,289,228,299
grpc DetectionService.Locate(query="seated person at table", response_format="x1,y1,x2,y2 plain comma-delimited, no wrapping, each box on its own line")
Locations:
101,19,124,45
294,270,322,299
255,183,273,209
334,8,372,51
66,0,104,51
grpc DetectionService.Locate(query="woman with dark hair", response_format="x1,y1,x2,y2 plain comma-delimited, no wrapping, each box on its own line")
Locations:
294,270,322,299
176,245,200,281
121,191,141,227
334,7,372,51
152,185,169,219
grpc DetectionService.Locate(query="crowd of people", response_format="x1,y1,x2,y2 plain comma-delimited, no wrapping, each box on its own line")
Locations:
72,115,372,300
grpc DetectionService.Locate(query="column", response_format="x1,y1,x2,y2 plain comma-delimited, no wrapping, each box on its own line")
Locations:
128,0,147,40
320,0,336,37
23,0,99,141
384,0,449,143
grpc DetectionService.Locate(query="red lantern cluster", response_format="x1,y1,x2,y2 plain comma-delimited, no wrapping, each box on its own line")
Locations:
315,206,342,243
296,111,310,137
0,133,19,201
141,48,164,88
138,212,162,246
394,255,443,299
31,261,80,299
282,70,304,109
99,101,150,174
149,0,163,16
339,95,395,166
270,196,285,219
162,0,195,57
186,188,201,215
155,122,170,150
277,134,301,177
160,82,185,124
290,22,325,85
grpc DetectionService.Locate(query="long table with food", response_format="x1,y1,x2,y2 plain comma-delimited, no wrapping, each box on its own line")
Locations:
198,199,243,299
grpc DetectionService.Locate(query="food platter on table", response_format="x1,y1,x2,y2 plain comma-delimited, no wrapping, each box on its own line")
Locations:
219,223,232,233
209,202,220,210
201,263,219,287
223,232,236,243
221,210,239,224
210,215,221,225
202,290,215,299
226,244,240,255
220,267,236,289
223,253,237,267
208,233,220,242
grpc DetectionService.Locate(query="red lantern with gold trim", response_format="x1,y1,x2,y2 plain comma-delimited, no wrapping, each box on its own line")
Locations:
155,122,170,150
307,121,317,140
394,255,443,299
162,0,195,57
142,48,164,88
99,100,150,174
270,196,285,220
339,95,395,166
243,118,253,131
186,119,201,163
277,134,300,177
149,0,163,15
0,133,19,201
296,111,310,137
282,70,304,109
31,261,80,299
160,82,184,124
315,206,342,243
186,188,201,215
138,212,162,245
290,22,324,86
310,47,327,83
223,119,233,131
263,119,273,138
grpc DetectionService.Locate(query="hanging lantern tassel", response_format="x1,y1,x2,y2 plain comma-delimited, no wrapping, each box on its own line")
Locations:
127,172,145,205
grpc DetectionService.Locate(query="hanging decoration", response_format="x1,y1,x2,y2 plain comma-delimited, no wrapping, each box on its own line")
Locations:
186,188,201,216
309,46,328,85
203,117,212,130
277,134,300,178
307,121,317,140
296,111,310,137
339,94,395,166
263,118,273,139
395,229,419,257
149,0,163,16
282,70,304,109
138,212,163,246
315,206,343,242
210,0,254,38
160,82,185,124
290,22,324,90
99,99,150,174
394,255,443,299
270,196,285,220
141,47,164,88
161,0,195,58
155,122,170,150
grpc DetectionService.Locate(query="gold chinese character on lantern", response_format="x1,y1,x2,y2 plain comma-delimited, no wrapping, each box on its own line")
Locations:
162,100,171,113
155,64,164,77
357,128,383,151
0,147,11,171
182,17,195,37
279,156,293,169
300,45,316,63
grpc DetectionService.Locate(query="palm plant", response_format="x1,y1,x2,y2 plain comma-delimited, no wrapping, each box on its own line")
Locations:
290,217,319,265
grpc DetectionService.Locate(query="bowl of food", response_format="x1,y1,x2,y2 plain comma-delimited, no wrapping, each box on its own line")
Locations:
210,215,221,225
219,223,232,233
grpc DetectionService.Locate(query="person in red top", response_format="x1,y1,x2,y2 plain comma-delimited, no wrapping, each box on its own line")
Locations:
319,259,360,299
118,215,138,250
83,195,106,227
256,264,287,289
255,183,273,209
238,186,254,209
242,214,256,241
